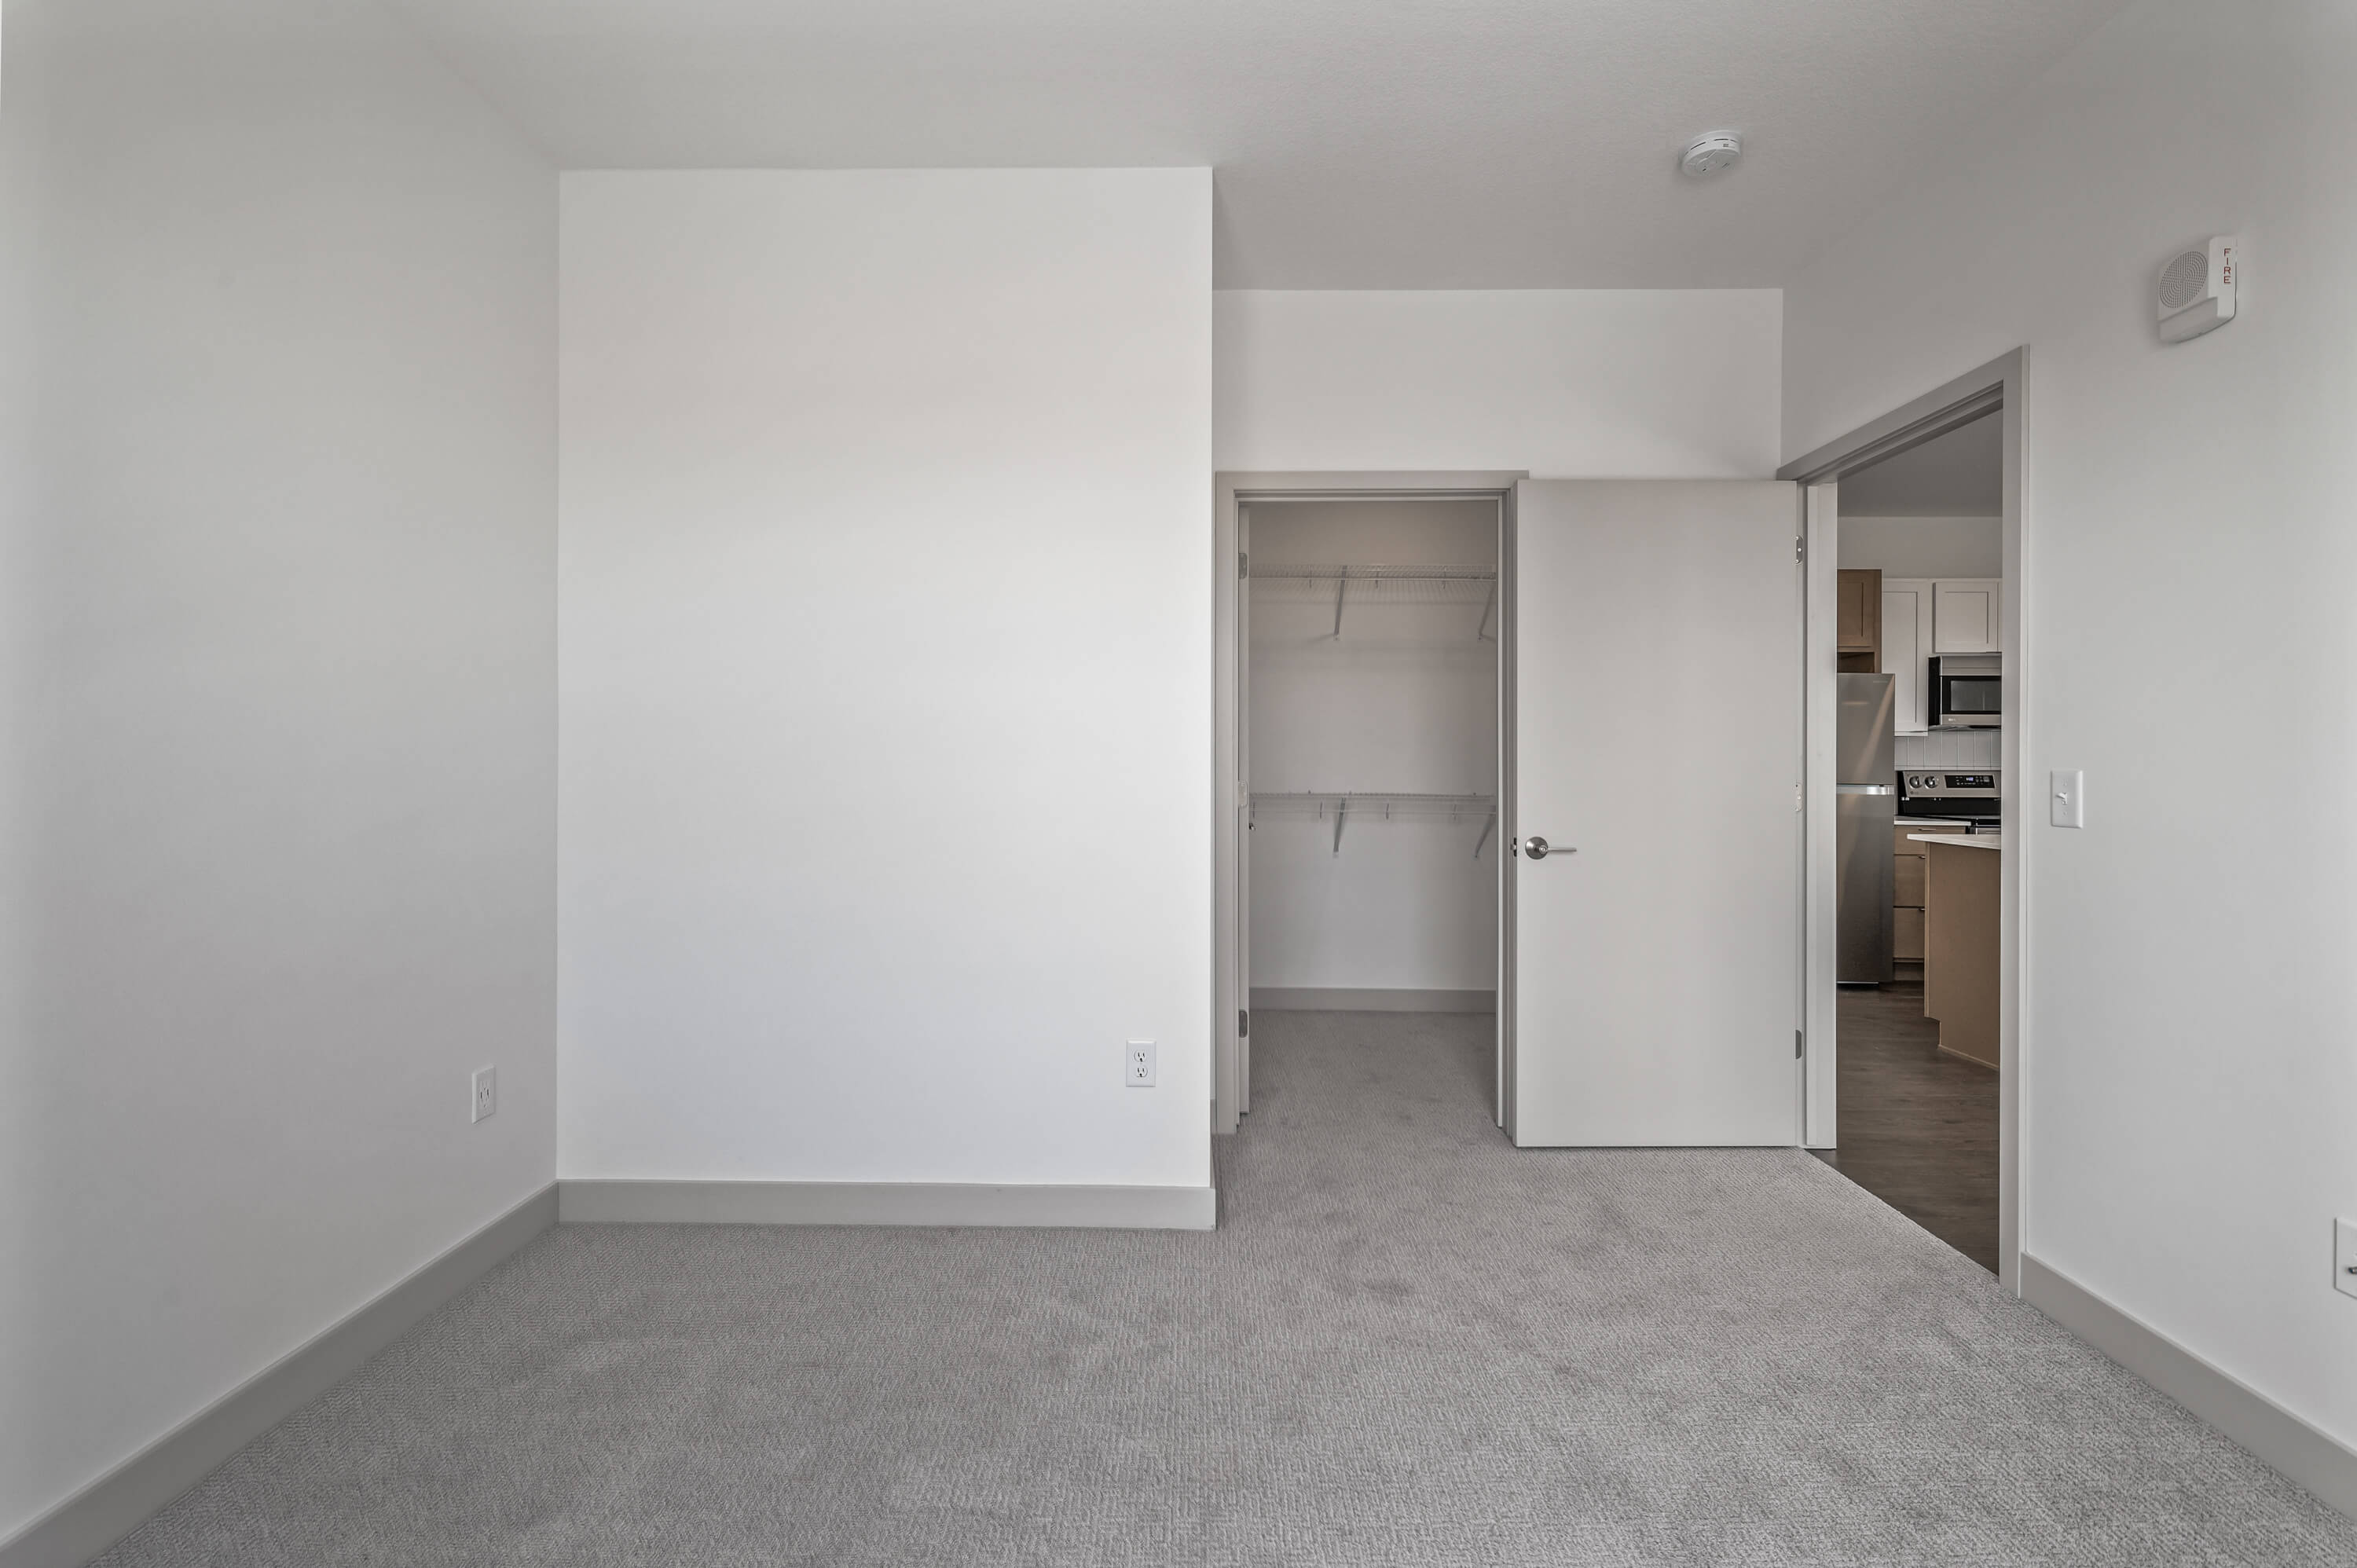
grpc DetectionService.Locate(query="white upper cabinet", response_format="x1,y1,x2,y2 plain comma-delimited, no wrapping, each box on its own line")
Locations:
1932,579,2000,654
1882,580,1932,734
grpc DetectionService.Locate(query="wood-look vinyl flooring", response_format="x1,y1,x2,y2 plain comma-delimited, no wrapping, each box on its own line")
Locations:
1813,979,1999,1273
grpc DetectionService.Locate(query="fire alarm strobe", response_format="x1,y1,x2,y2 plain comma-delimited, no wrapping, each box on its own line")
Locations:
2157,236,2238,343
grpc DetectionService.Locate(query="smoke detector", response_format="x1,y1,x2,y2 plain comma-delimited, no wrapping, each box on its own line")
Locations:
2157,236,2238,343
1680,134,1743,178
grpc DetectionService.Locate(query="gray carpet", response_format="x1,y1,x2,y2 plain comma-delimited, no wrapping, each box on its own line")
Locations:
99,1011,2357,1566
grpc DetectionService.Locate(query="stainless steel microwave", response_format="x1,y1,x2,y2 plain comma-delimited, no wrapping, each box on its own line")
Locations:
1930,655,2001,728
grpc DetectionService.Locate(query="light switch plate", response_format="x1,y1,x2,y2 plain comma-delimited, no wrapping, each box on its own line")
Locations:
1125,1040,1156,1088
2051,769,2085,829
2337,1218,2357,1301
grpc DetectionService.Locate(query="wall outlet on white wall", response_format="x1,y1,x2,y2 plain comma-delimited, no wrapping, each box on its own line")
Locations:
2337,1218,2357,1301
471,1066,497,1123
1125,1040,1156,1088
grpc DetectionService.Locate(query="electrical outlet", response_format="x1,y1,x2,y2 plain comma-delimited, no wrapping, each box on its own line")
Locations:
2337,1218,2357,1301
1125,1040,1156,1088
471,1066,497,1123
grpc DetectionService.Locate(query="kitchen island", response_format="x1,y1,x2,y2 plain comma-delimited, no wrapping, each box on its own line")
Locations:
1908,833,2000,1068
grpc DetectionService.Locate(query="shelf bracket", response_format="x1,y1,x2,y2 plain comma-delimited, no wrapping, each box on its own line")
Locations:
1332,797,1347,855
1476,579,1497,642
1472,809,1497,861
1332,567,1349,639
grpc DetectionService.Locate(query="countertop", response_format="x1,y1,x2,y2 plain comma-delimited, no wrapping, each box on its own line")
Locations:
1895,815,1975,826
1909,833,2002,851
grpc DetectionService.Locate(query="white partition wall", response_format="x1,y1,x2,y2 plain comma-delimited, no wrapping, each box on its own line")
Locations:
0,0,558,1545
558,170,1214,1199
1215,289,1781,478
1783,0,2357,1493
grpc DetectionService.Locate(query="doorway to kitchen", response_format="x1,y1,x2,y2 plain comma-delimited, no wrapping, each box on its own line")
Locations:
1783,350,2025,1287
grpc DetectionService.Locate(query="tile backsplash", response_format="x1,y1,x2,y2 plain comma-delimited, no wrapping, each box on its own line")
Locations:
1896,728,2002,769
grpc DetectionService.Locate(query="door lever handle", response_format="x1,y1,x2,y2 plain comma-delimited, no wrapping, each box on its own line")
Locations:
1523,836,1572,859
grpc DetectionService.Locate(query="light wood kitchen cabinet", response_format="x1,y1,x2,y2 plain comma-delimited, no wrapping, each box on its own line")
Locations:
1837,568,1882,672
1893,822,1968,962
1894,906,1925,962
1893,851,1927,907
1932,578,2000,654
1893,823,1966,855
1920,835,2000,1067
1882,579,1932,734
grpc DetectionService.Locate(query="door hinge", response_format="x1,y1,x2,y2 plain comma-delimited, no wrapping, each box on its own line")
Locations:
1796,1029,1805,1059
1795,536,1805,563
1239,1009,1250,1039
1239,551,1249,578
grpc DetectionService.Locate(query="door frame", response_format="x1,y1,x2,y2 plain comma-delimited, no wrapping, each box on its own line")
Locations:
1210,471,1524,1137
1778,347,2028,1291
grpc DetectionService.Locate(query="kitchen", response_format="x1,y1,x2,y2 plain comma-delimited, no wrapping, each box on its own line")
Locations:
1817,412,2004,1272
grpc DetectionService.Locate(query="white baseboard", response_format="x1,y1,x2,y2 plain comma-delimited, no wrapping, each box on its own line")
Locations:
558,1179,1219,1231
0,1185,557,1568
2022,1253,2357,1522
1251,987,1496,1014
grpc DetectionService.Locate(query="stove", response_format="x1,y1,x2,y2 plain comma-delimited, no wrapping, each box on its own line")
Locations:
1899,770,2001,828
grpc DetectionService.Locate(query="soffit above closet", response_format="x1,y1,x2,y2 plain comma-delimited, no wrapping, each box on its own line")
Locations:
384,0,2132,289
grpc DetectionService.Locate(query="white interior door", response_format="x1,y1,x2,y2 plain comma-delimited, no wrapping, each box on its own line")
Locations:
1235,505,1252,1116
1510,480,1801,1147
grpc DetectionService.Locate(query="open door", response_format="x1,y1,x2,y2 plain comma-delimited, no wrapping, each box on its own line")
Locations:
1233,504,1251,1119
1508,480,1802,1147
1213,495,1251,1134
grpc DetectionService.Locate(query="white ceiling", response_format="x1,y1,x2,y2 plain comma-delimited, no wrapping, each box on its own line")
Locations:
387,0,2130,288
1838,409,2003,517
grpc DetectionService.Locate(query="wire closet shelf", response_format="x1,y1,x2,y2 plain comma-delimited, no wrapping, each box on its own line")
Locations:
1247,562,1497,640
1249,791,1499,859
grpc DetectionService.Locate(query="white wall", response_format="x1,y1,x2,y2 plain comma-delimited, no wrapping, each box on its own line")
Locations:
0,0,556,1541
1248,501,1497,994
1838,517,2001,579
1215,289,1782,477
1785,0,2357,1453
559,170,1212,1190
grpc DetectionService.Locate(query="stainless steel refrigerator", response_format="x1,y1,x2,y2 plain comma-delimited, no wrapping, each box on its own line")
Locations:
1836,673,1896,984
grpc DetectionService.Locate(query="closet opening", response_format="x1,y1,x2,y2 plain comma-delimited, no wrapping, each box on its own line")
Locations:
1214,485,1509,1134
